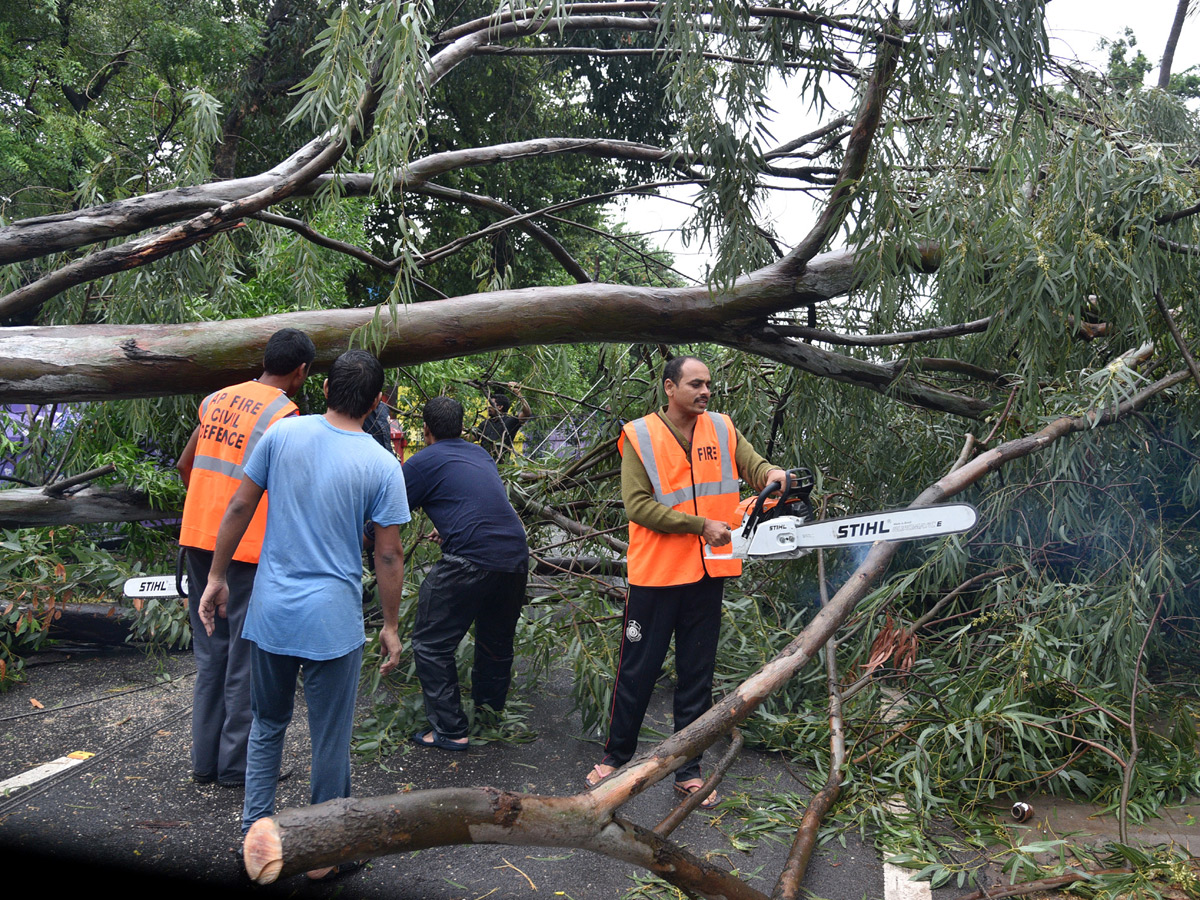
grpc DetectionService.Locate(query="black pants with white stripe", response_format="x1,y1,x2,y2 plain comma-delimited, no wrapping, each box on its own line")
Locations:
601,574,724,783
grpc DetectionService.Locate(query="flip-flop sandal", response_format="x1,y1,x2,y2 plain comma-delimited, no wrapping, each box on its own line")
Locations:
586,763,615,787
674,781,719,809
412,729,469,751
305,859,369,881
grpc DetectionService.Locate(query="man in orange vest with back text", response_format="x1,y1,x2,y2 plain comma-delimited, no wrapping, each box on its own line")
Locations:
587,356,787,807
176,328,316,786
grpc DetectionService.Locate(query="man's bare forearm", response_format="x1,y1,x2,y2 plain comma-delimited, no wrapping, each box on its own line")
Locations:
176,426,200,487
375,550,405,629
372,523,405,629
372,524,406,676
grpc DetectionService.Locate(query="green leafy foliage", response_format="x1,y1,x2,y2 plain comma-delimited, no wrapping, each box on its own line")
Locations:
0,525,131,688
5,2,1200,892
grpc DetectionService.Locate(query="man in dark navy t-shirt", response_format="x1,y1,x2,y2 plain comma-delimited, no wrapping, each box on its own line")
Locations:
403,396,529,750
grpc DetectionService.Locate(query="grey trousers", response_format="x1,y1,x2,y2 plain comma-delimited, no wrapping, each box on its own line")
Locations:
186,548,256,784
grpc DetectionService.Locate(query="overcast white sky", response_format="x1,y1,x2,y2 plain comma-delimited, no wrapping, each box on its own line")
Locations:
621,1,1200,281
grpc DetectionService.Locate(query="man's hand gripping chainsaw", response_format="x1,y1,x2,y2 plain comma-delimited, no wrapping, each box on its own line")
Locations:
704,468,978,561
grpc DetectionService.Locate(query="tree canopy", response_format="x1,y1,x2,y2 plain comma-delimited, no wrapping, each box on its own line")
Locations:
3,0,1200,896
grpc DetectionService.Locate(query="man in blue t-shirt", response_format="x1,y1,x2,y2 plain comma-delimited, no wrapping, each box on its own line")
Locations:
198,350,410,880
404,396,528,750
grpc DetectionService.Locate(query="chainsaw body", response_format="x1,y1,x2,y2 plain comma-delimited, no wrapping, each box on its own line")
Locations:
704,468,978,561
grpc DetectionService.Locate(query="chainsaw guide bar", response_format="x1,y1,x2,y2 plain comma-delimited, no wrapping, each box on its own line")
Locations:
710,503,979,561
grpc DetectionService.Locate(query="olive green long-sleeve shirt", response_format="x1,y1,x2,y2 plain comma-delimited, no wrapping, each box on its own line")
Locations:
621,409,777,536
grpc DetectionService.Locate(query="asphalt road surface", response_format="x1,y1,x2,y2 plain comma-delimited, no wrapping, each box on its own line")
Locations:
0,641,974,900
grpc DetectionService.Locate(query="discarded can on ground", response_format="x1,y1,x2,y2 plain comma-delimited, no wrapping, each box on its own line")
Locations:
1011,801,1034,822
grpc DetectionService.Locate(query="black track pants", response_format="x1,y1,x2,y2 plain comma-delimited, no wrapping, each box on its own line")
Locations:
602,575,724,783
411,554,528,739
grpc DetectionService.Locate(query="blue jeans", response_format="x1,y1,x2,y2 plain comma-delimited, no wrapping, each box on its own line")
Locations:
241,643,363,833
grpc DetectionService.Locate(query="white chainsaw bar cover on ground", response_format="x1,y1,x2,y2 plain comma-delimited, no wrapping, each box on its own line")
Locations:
122,574,188,598
709,503,978,561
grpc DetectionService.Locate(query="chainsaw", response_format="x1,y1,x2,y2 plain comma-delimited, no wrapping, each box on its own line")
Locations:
704,468,978,561
122,548,188,599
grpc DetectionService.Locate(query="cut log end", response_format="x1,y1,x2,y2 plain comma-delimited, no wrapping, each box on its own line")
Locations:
243,817,284,884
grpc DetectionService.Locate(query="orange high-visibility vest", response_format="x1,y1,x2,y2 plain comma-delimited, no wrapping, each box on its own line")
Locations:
619,411,741,586
178,380,297,563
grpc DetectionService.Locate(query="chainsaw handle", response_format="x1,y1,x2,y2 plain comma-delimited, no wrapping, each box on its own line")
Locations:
740,468,814,538
175,545,187,599
741,479,784,538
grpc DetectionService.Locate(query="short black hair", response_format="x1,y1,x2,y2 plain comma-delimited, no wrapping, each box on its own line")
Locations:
663,355,704,387
490,392,511,413
326,350,383,418
423,396,464,440
262,328,316,376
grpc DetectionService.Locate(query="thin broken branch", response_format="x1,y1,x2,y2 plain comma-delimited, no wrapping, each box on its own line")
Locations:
770,317,992,346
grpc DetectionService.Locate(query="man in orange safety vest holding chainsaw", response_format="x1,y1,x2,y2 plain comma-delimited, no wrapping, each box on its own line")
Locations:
587,355,787,807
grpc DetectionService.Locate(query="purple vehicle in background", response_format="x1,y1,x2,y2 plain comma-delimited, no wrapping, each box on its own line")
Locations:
1,404,78,485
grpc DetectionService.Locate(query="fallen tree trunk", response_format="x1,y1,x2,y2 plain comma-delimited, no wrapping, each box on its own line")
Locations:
0,260,829,403
0,248,984,420
243,370,1187,893
0,483,170,527
245,790,771,900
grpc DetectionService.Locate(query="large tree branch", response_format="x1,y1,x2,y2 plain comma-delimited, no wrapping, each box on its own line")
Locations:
0,483,168,527
244,790,769,899
0,139,688,267
780,20,900,272
0,134,349,319
0,250,978,420
724,329,990,419
1157,0,1193,89
433,2,886,48
0,249,994,420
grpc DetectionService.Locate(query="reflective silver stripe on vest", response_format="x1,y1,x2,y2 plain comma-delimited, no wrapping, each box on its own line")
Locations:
190,392,293,481
241,393,293,466
630,417,669,504
191,454,242,478
708,411,737,490
634,412,739,508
